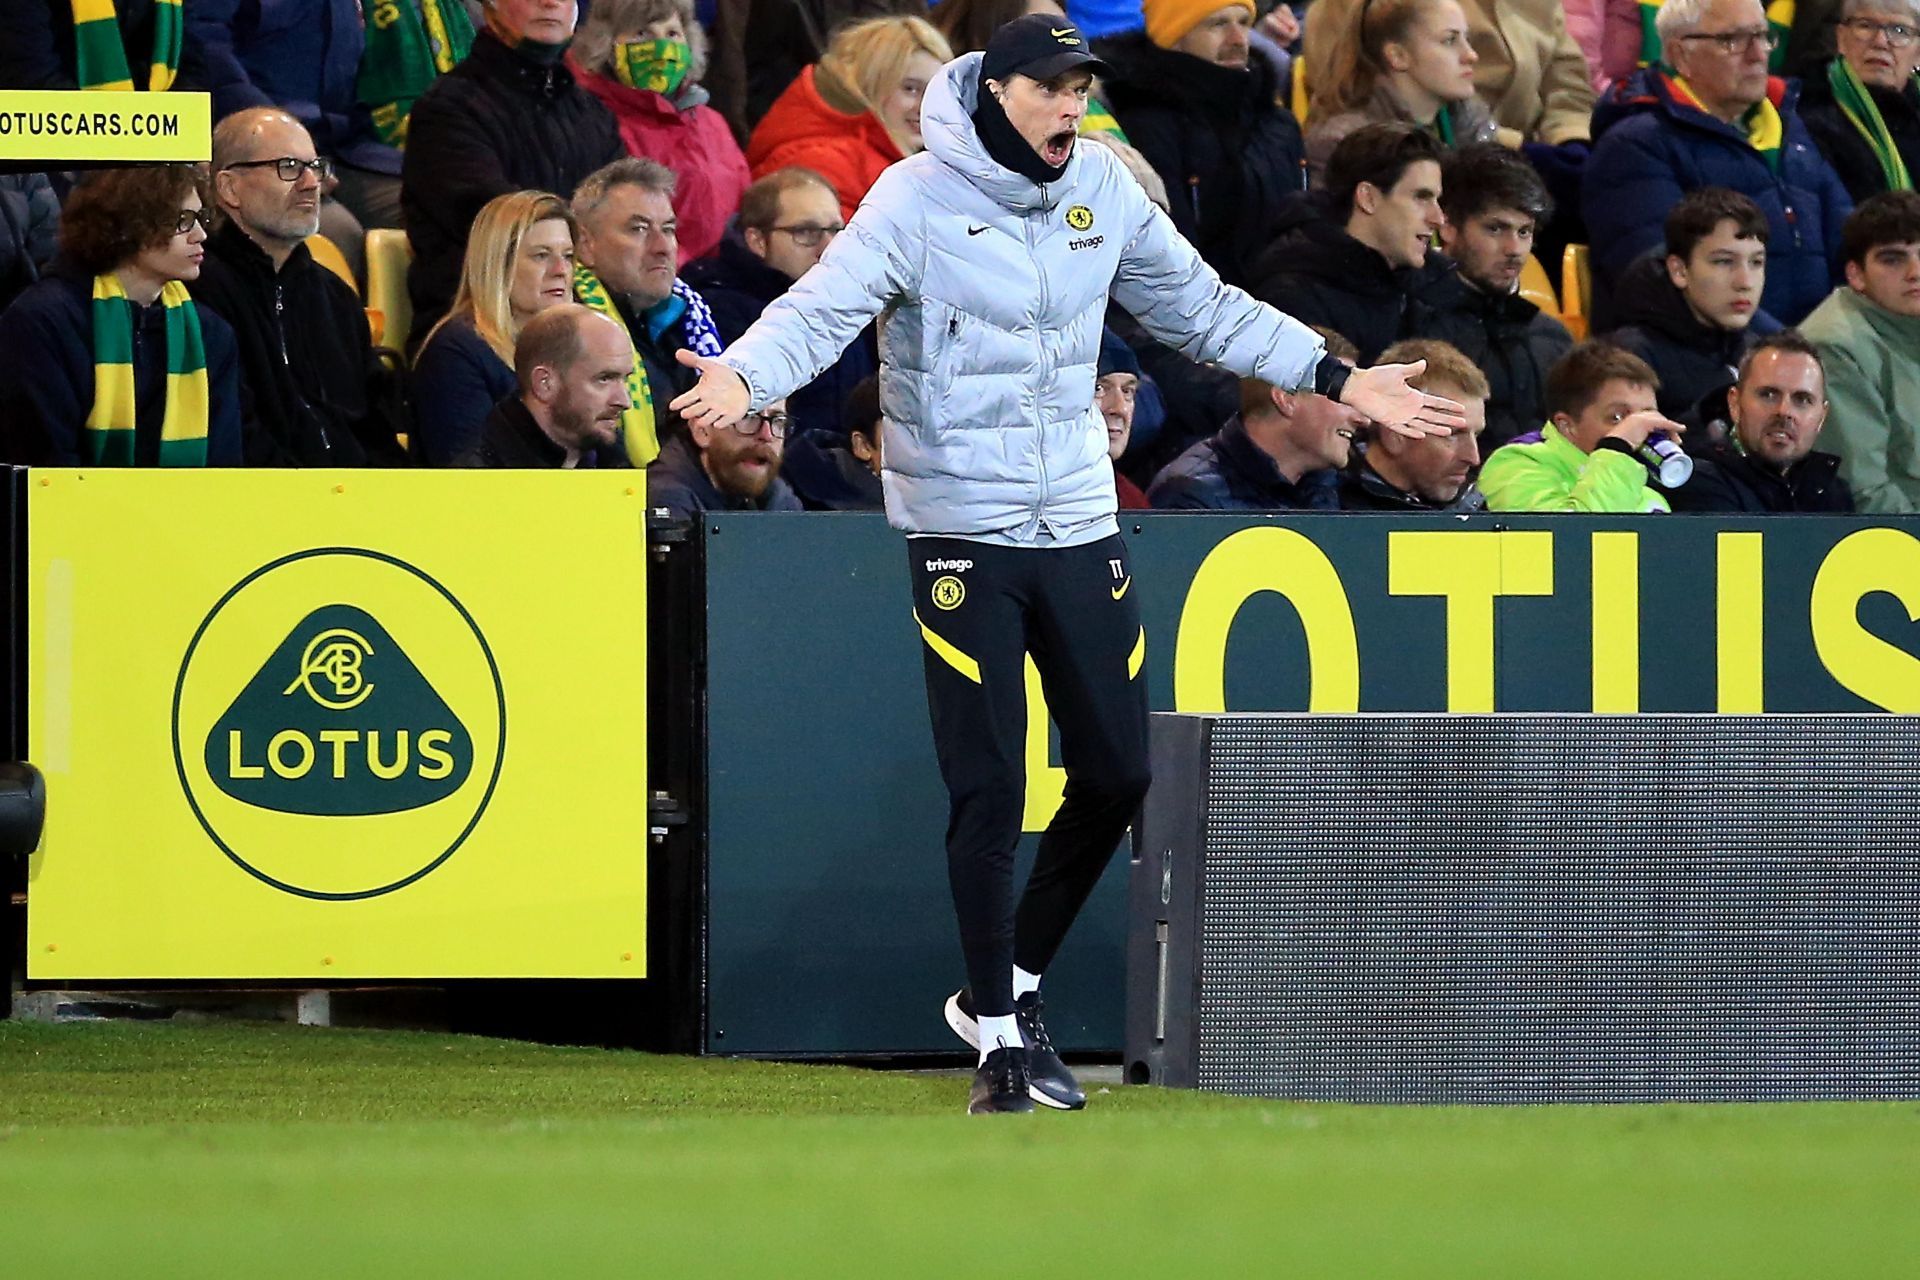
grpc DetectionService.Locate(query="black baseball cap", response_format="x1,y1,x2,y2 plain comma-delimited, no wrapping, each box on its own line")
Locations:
980,14,1112,84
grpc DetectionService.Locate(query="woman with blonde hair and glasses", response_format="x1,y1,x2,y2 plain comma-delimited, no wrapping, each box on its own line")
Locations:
412,189,579,465
747,15,955,221
570,0,751,264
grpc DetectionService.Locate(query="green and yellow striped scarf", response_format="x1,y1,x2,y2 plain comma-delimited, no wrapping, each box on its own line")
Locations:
1638,0,1794,73
86,274,209,466
572,263,662,468
1828,57,1915,191
73,0,183,92
1661,69,1784,171
360,0,476,148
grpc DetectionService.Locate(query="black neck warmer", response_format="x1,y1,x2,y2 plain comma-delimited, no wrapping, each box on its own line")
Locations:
971,84,1068,187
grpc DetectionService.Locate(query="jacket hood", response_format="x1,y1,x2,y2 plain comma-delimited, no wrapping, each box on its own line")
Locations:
921,52,1080,214
1591,65,1798,144
1095,31,1281,119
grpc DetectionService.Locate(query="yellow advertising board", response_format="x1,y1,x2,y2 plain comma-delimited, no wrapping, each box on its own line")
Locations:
26,471,649,979
0,91,212,162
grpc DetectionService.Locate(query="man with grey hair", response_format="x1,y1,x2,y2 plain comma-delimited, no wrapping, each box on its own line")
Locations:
1585,0,1854,325
571,156,726,465
193,107,406,466
1800,0,1920,201
457,304,635,468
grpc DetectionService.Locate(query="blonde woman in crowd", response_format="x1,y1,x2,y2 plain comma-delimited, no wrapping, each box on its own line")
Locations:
411,190,579,465
746,16,955,221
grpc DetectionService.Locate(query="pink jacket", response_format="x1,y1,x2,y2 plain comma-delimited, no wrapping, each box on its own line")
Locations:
572,62,752,266
1562,0,1644,94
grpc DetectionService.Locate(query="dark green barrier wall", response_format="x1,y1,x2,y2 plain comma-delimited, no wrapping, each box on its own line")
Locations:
701,512,1920,1055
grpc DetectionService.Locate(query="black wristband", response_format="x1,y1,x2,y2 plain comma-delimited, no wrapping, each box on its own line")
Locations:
1314,354,1351,403
1592,437,1637,459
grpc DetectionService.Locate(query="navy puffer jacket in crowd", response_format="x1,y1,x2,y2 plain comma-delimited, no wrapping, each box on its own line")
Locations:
1583,68,1852,325
1095,32,1307,288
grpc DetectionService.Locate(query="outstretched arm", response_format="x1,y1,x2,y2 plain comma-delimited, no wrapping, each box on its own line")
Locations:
1341,361,1468,439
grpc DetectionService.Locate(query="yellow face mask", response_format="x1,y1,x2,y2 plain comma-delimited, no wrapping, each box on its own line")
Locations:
613,38,691,96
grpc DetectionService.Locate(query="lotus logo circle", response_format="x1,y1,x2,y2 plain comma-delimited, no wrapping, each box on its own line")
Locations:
171,548,506,901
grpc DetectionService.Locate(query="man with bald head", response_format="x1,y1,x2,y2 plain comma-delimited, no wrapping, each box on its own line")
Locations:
457,305,635,468
193,107,406,466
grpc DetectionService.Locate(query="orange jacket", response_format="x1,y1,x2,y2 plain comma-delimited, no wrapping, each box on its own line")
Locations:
746,65,904,222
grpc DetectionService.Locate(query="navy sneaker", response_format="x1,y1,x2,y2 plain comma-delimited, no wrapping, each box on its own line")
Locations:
944,987,1086,1111
969,1045,1034,1114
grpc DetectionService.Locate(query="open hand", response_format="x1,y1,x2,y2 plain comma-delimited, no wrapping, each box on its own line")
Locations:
669,350,751,431
1340,360,1467,439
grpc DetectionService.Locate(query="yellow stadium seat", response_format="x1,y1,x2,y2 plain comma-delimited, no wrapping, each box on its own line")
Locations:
365,229,414,356
1561,244,1592,341
1291,54,1308,124
1518,253,1559,316
305,234,357,296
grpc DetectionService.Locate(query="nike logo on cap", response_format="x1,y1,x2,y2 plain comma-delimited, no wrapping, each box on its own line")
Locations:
967,224,988,235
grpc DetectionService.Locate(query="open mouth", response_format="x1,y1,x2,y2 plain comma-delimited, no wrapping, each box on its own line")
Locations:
1043,131,1075,166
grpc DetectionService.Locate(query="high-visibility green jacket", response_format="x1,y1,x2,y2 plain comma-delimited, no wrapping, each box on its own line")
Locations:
1479,422,1670,513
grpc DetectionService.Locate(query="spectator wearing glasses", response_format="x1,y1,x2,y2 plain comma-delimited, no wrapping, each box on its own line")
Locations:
645,396,803,515
1585,0,1854,326
412,190,579,465
684,167,874,443
187,0,405,283
458,304,635,468
193,109,407,467
569,0,751,265
1799,1,1920,202
0,166,244,467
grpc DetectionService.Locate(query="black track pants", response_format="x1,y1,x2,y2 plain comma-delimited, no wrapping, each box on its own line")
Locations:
908,533,1152,1019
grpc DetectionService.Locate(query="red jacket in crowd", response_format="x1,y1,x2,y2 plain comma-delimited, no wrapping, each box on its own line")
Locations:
573,61,752,266
746,65,903,223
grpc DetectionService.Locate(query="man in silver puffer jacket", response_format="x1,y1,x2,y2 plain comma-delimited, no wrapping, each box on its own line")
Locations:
674,16,1462,1114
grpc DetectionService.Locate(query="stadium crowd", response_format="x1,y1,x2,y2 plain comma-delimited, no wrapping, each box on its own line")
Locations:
1,0,1918,516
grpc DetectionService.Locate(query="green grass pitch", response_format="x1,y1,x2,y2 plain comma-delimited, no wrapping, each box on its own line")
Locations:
2,1020,1917,1277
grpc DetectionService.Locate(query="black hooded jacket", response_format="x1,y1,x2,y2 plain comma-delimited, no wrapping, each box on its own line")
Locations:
400,30,625,349
1096,34,1307,288
1604,253,1782,424
1417,267,1573,451
1247,193,1440,362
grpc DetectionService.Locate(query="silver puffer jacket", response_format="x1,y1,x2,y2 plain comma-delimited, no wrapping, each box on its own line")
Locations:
719,52,1328,538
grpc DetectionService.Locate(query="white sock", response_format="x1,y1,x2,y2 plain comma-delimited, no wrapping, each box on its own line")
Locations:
977,1014,1021,1064
1012,965,1041,1000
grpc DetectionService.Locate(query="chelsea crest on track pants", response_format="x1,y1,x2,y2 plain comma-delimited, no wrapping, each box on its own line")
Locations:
908,533,1152,1019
